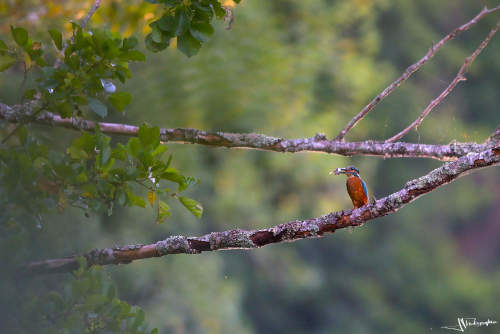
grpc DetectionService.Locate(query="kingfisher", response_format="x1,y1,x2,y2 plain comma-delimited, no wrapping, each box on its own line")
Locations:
330,166,369,208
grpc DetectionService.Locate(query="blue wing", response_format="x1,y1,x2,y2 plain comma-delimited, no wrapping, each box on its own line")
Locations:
360,178,369,199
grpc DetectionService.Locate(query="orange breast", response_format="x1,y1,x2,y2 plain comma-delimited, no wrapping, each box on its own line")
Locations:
346,176,369,208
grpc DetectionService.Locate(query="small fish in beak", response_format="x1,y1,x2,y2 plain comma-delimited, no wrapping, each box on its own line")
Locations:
329,167,346,175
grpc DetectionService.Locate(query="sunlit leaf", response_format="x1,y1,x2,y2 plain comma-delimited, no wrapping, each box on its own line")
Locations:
147,191,156,207
138,124,160,148
11,26,28,46
157,200,171,223
178,196,203,219
151,145,167,156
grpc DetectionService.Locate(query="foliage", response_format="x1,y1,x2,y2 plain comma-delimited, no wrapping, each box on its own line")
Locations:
0,123,201,226
3,257,156,334
0,17,206,226
144,0,240,57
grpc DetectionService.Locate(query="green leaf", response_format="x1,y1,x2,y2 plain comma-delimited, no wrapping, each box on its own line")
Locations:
133,309,145,328
178,196,203,219
122,36,138,50
147,191,156,207
145,33,169,53
0,39,8,50
18,126,28,145
107,285,116,300
116,189,127,205
108,91,132,112
75,172,88,183
24,88,37,99
150,329,159,334
157,14,177,34
71,132,96,154
177,31,201,57
138,124,160,148
160,167,184,184
174,8,190,36
151,24,163,43
209,0,226,19
67,145,88,160
88,98,108,118
160,0,181,5
48,29,63,50
0,54,16,72
99,143,111,166
11,26,28,46
165,154,173,168
190,21,214,43
126,137,141,157
91,29,118,59
119,50,145,61
157,200,171,223
127,190,146,208
54,101,73,118
151,145,168,156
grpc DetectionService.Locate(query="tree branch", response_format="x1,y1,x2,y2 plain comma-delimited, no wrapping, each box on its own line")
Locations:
333,5,500,142
23,146,500,275
81,0,102,30
0,103,495,161
386,21,500,143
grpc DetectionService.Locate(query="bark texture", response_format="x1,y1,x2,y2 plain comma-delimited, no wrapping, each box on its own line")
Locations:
24,147,500,274
0,103,494,161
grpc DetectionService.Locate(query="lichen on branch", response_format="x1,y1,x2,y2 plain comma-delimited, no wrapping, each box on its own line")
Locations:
23,147,500,275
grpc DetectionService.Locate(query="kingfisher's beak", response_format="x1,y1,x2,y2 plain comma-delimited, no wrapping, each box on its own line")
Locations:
329,167,346,175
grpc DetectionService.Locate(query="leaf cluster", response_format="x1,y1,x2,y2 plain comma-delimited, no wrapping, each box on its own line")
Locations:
1,123,202,227
1,21,206,226
28,258,157,334
146,0,240,57
2,24,144,117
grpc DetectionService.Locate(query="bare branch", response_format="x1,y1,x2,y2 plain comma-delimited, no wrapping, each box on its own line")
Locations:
23,147,500,275
0,103,495,160
81,0,102,30
333,5,500,142
386,21,500,143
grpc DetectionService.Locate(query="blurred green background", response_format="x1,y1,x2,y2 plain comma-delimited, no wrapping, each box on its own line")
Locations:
1,0,500,333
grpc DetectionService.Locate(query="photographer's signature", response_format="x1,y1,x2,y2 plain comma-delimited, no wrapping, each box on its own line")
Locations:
441,317,497,332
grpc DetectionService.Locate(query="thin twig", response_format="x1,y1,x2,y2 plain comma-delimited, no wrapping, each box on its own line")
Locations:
386,21,500,143
54,0,102,68
0,103,496,160
22,146,500,274
19,61,28,104
81,0,102,30
333,5,500,141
